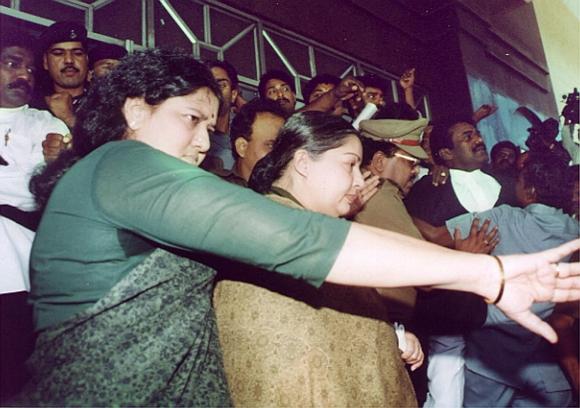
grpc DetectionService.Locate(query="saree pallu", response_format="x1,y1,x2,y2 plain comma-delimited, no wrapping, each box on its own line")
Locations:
14,249,231,407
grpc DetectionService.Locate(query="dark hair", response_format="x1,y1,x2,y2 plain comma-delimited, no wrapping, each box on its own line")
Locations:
361,139,398,166
490,140,519,162
302,74,340,103
520,155,569,210
249,111,359,193
356,74,387,95
0,31,36,52
88,43,128,69
205,59,239,89
429,118,473,165
229,98,286,160
30,48,222,210
258,69,295,98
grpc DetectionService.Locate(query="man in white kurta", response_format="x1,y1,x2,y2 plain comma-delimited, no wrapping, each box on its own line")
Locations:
0,31,68,402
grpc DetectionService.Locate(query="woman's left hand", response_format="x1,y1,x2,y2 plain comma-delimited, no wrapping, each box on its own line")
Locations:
401,331,424,371
489,239,580,343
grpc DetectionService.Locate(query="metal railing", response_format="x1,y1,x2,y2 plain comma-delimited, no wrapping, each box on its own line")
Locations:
1,0,430,114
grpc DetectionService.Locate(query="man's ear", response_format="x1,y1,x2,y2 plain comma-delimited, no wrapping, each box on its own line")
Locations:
234,137,248,158
371,151,385,172
439,148,453,162
87,70,94,82
231,88,240,106
42,53,49,70
292,149,310,177
122,97,149,132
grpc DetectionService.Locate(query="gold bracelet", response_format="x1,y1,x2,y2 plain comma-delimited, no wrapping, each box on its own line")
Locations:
485,255,505,305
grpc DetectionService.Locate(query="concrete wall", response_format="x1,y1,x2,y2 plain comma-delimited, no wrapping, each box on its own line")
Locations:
533,0,580,115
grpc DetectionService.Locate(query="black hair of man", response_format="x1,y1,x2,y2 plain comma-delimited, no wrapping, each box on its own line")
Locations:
490,140,519,163
258,69,295,99
1,31,36,52
521,155,570,210
356,73,387,95
229,97,287,160
302,74,340,103
429,116,474,165
205,59,239,90
89,43,128,69
361,103,419,166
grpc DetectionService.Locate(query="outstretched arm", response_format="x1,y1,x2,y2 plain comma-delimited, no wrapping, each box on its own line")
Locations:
327,222,580,343
300,76,364,115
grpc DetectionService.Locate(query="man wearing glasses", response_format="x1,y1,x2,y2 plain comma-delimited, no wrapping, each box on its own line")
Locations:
355,115,429,321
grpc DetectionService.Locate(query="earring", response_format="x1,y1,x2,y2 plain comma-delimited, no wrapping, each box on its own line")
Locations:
128,121,137,130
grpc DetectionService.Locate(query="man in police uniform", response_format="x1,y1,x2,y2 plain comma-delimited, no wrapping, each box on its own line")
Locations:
33,21,89,129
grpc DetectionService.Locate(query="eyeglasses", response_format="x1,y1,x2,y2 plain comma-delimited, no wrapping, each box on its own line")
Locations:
394,152,420,167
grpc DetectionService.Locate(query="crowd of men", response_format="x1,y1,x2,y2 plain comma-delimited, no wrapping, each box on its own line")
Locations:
1,19,578,407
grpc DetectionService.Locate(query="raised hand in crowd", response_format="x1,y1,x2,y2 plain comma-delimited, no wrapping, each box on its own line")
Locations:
42,133,72,163
399,67,416,109
472,103,498,124
301,76,365,116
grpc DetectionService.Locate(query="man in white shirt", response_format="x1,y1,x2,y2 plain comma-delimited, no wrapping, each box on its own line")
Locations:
405,118,504,407
0,30,69,402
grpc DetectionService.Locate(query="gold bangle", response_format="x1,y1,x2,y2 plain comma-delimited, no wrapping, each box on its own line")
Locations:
485,255,505,305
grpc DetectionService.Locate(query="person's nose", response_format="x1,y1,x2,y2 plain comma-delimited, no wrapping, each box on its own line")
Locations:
16,67,33,83
193,127,211,153
353,166,365,189
63,51,74,64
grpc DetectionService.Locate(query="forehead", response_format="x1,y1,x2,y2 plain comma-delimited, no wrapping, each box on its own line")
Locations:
210,66,230,81
450,122,475,139
94,58,119,65
313,82,335,91
47,41,86,52
251,112,284,138
176,87,219,117
266,78,290,89
1,46,34,62
364,86,383,95
333,134,363,156
496,146,516,155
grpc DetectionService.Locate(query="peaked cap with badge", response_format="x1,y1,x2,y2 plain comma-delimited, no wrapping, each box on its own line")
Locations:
38,21,88,54
359,117,429,160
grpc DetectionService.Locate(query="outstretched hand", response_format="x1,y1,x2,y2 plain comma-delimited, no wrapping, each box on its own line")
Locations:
495,239,580,343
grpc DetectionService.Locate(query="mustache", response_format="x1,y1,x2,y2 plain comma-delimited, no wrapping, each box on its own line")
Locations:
472,141,486,152
8,79,32,94
61,65,80,73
